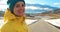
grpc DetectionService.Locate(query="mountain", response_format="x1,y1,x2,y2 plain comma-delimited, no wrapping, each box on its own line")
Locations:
0,4,60,17
41,9,60,14
53,9,60,14
25,4,60,14
26,4,58,8
39,9,60,19
26,4,59,9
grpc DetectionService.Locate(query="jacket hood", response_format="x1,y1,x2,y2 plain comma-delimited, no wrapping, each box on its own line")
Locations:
4,8,25,23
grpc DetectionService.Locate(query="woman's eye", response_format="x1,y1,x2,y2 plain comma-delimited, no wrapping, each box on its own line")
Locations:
16,4,25,8
16,5,20,8
22,4,24,7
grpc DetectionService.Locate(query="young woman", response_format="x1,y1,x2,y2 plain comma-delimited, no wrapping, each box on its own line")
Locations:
1,0,29,32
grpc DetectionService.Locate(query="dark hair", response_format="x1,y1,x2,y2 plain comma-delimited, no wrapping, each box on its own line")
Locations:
7,0,25,13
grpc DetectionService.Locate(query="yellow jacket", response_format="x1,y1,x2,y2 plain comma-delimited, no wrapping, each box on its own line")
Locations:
1,9,29,32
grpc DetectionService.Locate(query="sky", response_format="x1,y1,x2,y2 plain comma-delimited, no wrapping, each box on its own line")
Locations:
0,0,60,11
25,0,60,7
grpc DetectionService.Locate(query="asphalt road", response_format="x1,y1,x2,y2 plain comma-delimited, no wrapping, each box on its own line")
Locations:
29,19,60,32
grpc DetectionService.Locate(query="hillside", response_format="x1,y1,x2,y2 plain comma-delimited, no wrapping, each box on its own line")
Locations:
41,9,60,19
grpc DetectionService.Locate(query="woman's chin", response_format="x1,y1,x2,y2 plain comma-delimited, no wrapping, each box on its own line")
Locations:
14,13,25,17
17,14,24,17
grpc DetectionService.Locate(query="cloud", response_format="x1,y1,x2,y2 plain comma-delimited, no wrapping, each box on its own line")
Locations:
26,1,36,4
25,6,53,11
0,0,7,5
53,2,60,5
39,3,46,5
52,2,60,8
0,5,8,10
25,6,46,10
0,0,8,10
43,8,53,11
25,0,36,4
25,6,40,10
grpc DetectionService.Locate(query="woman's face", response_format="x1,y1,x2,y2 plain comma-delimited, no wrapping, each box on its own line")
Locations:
13,2,25,16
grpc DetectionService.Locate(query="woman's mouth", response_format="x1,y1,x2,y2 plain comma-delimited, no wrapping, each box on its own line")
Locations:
17,11,25,16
